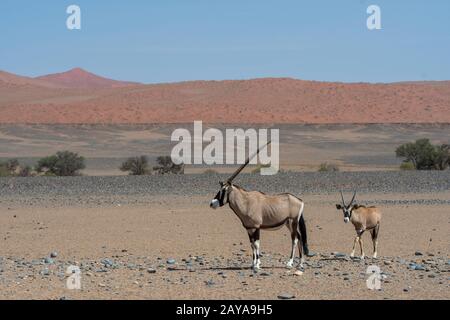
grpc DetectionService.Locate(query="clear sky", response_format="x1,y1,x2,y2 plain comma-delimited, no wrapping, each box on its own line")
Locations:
0,0,449,83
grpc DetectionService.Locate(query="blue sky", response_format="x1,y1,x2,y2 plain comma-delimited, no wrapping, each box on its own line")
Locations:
0,0,449,83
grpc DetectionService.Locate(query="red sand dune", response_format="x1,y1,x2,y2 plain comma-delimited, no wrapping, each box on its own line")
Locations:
0,69,449,124
36,68,139,89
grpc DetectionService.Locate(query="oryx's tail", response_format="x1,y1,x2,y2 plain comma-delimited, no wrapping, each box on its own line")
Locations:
298,213,309,256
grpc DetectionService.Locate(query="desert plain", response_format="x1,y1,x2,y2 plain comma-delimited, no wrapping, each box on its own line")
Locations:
0,169,449,300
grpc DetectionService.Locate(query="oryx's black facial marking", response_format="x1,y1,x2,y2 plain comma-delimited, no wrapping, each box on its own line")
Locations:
210,182,230,209
337,191,357,223
336,204,357,223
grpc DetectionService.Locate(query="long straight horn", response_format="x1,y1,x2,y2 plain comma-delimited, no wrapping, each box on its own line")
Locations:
340,190,346,206
226,140,271,183
349,191,357,205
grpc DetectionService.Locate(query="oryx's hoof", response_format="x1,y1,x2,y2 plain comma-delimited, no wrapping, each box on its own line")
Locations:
286,260,294,268
360,255,365,260
350,253,355,258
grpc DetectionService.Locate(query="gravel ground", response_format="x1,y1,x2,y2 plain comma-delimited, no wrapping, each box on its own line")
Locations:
1,171,450,207
0,172,449,299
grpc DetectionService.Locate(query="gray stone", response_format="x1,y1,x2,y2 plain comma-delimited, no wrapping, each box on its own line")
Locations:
278,293,295,300
44,257,54,264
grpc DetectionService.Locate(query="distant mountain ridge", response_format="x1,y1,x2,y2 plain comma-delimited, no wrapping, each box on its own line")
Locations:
0,68,449,124
35,68,140,89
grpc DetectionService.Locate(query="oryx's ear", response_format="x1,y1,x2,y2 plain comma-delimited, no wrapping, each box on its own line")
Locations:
336,204,342,210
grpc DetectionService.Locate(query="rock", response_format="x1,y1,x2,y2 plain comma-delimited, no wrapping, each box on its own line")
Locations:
101,259,113,267
50,252,58,258
414,251,423,256
293,270,304,276
166,259,176,265
334,253,346,258
44,257,54,264
413,264,425,271
259,272,271,277
147,268,156,274
278,293,295,300
343,277,350,281
40,268,50,276
205,280,215,286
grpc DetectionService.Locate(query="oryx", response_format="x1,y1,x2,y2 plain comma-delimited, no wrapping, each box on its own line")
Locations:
336,191,382,259
209,142,309,270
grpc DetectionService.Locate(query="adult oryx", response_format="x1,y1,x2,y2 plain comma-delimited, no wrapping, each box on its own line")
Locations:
336,191,382,259
209,142,309,271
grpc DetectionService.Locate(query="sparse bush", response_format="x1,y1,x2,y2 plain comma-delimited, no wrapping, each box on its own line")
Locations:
5,159,19,172
153,156,184,175
396,139,450,170
36,151,85,176
318,162,340,172
433,144,450,170
252,164,270,174
0,159,31,177
120,156,150,175
399,161,415,171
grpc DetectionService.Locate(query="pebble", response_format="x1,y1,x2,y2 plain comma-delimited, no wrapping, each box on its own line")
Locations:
50,252,58,258
415,251,423,256
166,259,176,265
293,270,304,276
278,293,295,300
147,268,156,274
40,268,50,276
205,280,215,286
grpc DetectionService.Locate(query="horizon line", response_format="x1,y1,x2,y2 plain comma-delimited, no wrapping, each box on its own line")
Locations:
2,67,449,86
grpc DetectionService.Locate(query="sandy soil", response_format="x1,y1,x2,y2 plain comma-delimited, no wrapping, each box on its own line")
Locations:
0,193,448,300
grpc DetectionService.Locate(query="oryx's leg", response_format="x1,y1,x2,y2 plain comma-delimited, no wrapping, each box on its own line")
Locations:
296,231,305,269
357,230,365,259
286,220,298,268
370,224,380,258
247,228,261,270
350,236,358,257
253,229,261,269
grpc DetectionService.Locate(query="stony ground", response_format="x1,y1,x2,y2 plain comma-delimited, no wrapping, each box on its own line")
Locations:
0,172,449,300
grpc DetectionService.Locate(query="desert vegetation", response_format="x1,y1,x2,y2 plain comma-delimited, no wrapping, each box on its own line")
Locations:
153,156,184,175
0,159,33,177
120,156,184,175
318,162,340,172
120,156,150,175
396,139,450,170
36,151,85,176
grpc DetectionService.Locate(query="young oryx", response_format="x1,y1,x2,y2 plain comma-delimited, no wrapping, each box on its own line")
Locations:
209,142,309,271
336,191,382,259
